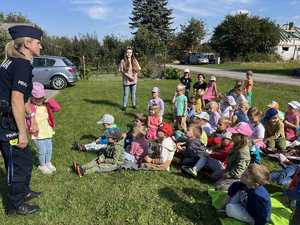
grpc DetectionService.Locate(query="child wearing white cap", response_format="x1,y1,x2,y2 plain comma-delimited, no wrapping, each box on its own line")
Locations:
148,87,165,122
194,112,214,136
74,114,120,152
284,102,300,141
203,76,218,104
180,68,192,98
220,95,236,120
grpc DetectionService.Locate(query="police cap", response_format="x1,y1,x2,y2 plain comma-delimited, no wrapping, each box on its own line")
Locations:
8,25,43,40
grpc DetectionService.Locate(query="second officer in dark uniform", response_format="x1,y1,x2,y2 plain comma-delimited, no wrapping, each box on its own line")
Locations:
0,25,43,215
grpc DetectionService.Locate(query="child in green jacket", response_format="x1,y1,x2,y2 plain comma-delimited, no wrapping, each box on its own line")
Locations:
73,129,124,177
213,122,252,190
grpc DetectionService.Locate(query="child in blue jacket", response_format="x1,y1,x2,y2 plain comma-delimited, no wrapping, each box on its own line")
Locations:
74,114,119,152
224,164,271,225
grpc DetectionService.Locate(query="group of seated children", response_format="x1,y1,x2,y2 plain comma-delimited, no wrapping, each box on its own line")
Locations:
69,69,300,225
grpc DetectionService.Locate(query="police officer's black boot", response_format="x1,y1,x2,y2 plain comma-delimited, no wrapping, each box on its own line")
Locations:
24,191,42,202
6,203,40,216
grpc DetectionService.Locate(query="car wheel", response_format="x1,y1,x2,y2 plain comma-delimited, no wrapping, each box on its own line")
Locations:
51,76,67,90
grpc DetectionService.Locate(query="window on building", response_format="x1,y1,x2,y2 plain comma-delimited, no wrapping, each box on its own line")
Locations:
282,47,289,51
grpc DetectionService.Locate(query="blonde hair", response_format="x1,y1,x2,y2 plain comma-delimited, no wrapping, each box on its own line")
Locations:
218,117,231,126
247,107,263,118
246,164,270,186
4,37,33,61
207,101,219,111
176,83,185,91
239,101,249,110
149,104,160,117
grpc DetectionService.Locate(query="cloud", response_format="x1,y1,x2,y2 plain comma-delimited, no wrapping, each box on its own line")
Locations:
68,0,110,20
294,15,300,21
170,0,228,17
223,0,253,4
86,6,109,19
170,0,253,18
290,0,300,5
230,9,251,15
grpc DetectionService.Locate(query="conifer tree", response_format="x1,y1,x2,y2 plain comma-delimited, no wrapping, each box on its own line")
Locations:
130,0,174,42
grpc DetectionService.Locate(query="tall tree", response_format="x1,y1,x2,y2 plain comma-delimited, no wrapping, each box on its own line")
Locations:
176,18,206,52
210,13,281,59
129,0,146,30
130,0,174,42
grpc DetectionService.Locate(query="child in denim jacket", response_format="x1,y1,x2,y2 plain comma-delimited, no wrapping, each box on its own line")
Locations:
74,114,119,152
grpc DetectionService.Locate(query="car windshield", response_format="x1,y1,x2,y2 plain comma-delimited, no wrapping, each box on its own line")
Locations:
62,58,74,66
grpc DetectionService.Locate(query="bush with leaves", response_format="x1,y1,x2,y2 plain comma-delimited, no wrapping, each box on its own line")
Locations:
161,67,181,80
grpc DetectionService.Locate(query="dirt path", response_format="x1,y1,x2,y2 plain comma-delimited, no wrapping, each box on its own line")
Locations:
169,64,300,86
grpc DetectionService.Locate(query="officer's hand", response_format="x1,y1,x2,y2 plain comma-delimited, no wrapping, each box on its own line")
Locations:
17,132,28,149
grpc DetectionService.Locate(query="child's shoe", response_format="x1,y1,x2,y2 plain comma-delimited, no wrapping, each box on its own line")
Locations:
182,166,198,177
38,165,52,175
76,165,84,177
72,141,86,151
188,167,198,177
46,162,56,172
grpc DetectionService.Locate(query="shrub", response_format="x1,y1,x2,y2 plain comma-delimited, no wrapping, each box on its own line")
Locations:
140,62,163,78
161,67,181,80
222,53,282,63
236,53,281,62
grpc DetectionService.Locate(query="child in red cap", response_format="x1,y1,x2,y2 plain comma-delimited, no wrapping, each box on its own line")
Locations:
142,122,176,171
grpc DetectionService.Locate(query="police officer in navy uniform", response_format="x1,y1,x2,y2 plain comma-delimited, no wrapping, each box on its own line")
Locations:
0,25,43,215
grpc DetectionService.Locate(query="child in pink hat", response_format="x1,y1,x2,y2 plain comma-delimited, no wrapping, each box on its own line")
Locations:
212,122,252,190
27,82,61,174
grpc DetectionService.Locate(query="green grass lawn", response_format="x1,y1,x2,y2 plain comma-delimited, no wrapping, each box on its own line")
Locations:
0,76,299,225
199,62,300,76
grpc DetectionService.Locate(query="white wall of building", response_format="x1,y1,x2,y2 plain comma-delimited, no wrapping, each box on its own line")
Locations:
275,39,300,61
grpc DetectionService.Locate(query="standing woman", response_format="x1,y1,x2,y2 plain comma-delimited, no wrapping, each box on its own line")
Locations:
119,47,141,111
0,25,43,215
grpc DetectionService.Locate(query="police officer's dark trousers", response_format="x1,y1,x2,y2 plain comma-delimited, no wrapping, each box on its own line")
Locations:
0,140,33,210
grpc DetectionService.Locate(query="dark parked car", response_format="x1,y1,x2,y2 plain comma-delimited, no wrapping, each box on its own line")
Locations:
33,56,79,90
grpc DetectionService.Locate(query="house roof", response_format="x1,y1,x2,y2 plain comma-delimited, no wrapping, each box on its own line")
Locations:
280,23,300,41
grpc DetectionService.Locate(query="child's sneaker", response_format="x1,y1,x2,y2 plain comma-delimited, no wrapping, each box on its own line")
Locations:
76,165,84,177
182,166,198,177
46,162,56,172
72,141,86,152
38,165,52,175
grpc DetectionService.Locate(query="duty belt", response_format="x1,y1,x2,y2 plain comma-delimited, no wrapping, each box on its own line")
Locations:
0,100,19,185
